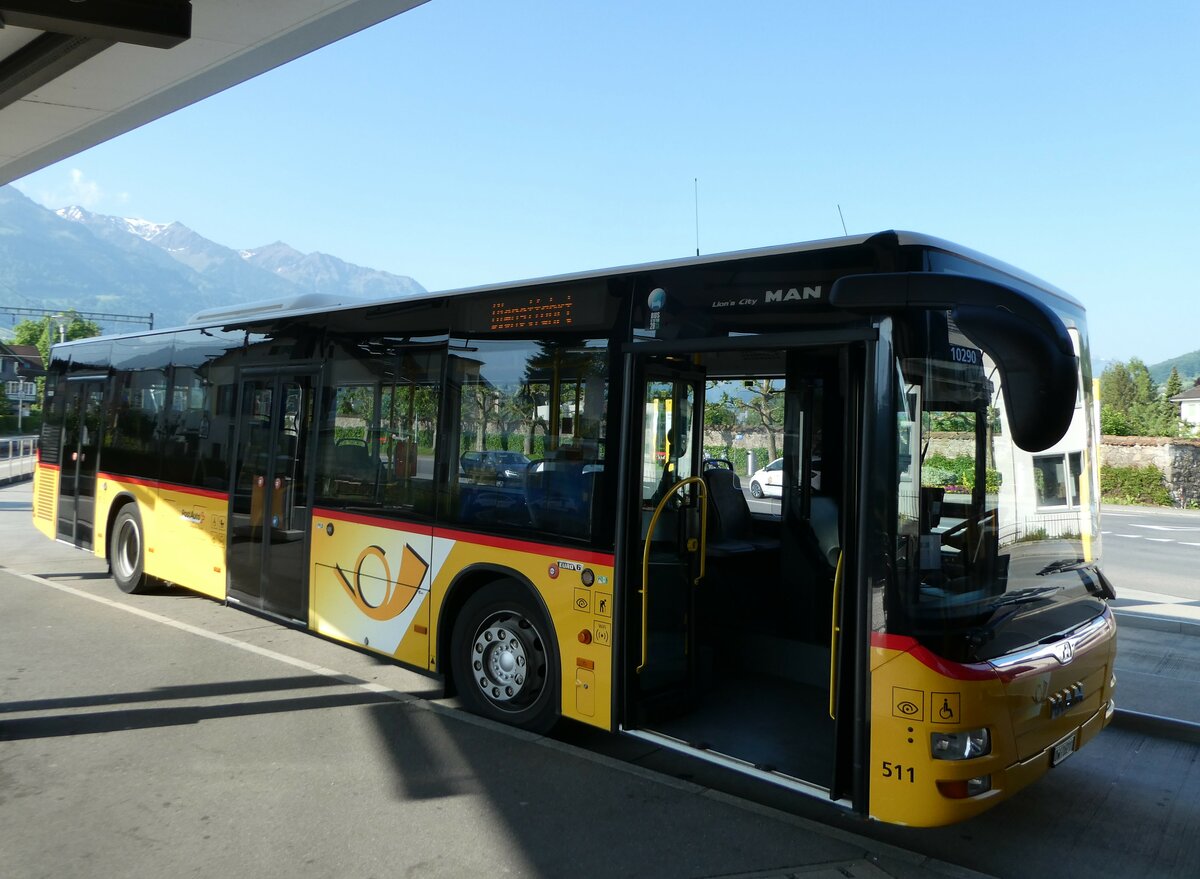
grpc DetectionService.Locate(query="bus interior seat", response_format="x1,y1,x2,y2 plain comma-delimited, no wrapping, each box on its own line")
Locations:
703,466,779,557
526,464,596,538
333,438,373,479
775,495,840,640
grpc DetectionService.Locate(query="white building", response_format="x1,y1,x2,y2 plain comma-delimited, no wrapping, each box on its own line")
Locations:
1169,384,1200,429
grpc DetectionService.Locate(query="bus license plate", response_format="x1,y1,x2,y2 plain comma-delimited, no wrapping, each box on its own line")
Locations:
1051,732,1077,766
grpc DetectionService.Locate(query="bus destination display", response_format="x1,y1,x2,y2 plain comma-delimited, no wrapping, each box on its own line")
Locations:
490,293,575,331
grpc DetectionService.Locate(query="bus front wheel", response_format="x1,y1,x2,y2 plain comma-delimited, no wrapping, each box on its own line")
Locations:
110,505,151,594
451,581,559,734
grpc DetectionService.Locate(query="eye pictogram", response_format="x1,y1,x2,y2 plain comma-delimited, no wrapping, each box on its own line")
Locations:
896,700,920,716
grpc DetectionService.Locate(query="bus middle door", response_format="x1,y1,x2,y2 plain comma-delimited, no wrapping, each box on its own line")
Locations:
227,369,318,622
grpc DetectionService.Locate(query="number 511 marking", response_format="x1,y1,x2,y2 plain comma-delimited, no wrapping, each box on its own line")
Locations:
882,761,915,783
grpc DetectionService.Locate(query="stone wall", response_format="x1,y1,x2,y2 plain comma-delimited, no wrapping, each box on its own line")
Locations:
1101,436,1200,507
702,428,1200,506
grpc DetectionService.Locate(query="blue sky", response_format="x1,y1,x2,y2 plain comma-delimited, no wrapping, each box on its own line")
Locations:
13,1,1200,364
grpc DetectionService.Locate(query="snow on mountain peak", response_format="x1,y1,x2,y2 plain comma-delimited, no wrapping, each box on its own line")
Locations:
56,204,170,240
56,205,92,222
122,216,168,240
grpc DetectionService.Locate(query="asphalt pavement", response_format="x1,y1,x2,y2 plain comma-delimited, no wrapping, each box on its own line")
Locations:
0,478,982,879
3,477,1200,878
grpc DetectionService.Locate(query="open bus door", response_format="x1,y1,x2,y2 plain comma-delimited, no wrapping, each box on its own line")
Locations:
618,337,871,812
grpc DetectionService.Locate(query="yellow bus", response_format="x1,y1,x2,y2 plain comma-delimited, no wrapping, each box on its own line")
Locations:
32,231,1116,826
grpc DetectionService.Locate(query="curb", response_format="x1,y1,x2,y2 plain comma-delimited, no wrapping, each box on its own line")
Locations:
1111,708,1200,744
1102,504,1200,517
1113,609,1200,638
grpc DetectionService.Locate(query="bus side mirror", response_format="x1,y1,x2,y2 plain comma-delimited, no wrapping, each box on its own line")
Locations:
830,272,1080,454
951,304,1077,453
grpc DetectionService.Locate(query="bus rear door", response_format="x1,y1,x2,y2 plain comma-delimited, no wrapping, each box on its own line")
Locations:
56,377,105,550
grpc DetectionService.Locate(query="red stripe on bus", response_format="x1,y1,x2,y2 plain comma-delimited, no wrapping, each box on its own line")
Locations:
433,527,615,566
871,632,996,681
310,510,613,565
313,507,434,536
39,462,61,472
160,482,229,501
97,472,229,501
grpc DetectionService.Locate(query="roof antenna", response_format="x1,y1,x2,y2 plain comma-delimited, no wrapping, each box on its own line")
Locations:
694,178,701,256
837,204,848,236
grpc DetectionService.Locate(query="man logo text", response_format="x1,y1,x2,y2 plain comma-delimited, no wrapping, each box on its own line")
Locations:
765,286,822,303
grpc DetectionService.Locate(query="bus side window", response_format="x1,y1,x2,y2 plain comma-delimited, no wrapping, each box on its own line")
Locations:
315,342,441,520
445,338,608,542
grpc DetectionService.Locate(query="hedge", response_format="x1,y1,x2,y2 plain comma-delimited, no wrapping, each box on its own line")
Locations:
1100,464,1173,506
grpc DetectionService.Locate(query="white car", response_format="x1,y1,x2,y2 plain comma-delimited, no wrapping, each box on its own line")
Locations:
748,457,783,498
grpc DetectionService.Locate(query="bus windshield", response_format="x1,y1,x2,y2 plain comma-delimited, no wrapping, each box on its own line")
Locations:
889,309,1108,662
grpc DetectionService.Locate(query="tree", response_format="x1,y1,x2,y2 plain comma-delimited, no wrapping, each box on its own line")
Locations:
1099,358,1185,437
1099,362,1136,413
1165,367,1184,403
1128,358,1157,406
12,312,103,366
10,313,101,419
722,379,785,460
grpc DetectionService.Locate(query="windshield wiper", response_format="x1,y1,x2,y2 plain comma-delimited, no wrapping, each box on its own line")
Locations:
987,586,1060,608
957,587,1063,652
1036,558,1088,577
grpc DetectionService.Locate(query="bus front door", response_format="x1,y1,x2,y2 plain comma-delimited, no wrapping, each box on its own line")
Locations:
227,370,318,622
627,362,706,714
619,340,866,808
56,378,105,549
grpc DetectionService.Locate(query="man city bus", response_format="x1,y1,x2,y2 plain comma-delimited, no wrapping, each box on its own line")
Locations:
33,231,1115,825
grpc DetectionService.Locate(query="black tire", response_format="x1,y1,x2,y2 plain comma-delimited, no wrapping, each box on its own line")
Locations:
451,580,559,733
110,504,151,594
750,480,764,498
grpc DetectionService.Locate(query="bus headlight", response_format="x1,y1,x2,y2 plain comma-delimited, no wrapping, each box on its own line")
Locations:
931,728,991,760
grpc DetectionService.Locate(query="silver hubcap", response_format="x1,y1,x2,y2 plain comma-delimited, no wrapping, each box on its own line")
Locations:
471,612,545,709
115,519,140,579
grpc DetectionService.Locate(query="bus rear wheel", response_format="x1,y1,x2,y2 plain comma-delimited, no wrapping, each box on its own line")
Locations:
451,581,559,734
110,505,151,594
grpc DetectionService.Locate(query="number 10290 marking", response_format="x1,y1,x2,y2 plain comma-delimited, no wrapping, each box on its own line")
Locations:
881,761,915,783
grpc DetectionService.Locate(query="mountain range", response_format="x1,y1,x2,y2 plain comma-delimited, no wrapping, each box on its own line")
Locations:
1,183,1197,385
1149,351,1200,388
0,185,423,335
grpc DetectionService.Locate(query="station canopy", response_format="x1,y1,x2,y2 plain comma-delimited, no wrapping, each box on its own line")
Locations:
0,0,426,186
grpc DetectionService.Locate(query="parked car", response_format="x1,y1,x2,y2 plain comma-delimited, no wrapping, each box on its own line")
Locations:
460,450,532,486
748,457,783,498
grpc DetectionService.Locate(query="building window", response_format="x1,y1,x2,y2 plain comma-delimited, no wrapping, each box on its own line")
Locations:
1034,452,1083,508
